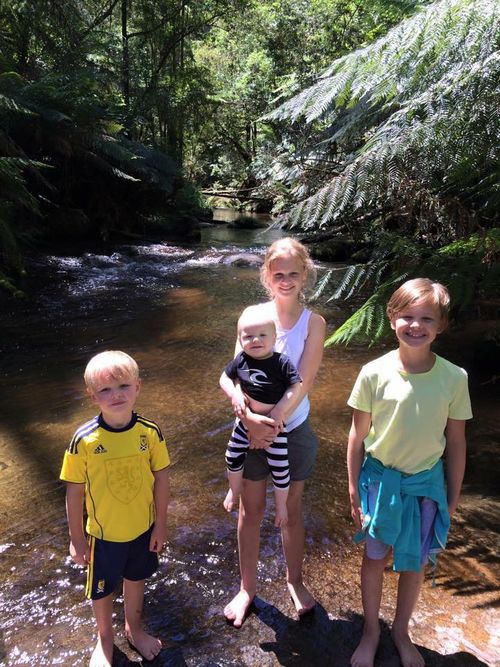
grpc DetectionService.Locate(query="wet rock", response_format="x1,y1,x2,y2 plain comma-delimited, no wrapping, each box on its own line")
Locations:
223,253,263,267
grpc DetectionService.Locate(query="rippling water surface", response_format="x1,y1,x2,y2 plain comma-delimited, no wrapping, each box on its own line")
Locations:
0,223,498,666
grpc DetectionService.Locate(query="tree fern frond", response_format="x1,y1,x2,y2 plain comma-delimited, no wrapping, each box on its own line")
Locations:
311,269,334,301
266,0,499,346
325,277,408,346
325,292,379,345
330,264,361,300
0,158,42,212
0,93,36,118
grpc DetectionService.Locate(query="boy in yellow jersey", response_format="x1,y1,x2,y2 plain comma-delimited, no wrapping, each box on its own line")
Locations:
60,351,170,667
347,279,472,667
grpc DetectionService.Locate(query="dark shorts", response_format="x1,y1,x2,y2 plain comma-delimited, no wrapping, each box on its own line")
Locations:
85,524,158,600
242,417,318,482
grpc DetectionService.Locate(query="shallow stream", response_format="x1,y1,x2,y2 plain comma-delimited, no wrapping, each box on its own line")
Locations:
0,221,498,666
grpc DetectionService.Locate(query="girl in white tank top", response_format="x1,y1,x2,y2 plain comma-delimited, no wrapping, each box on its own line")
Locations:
223,238,326,628
274,307,311,431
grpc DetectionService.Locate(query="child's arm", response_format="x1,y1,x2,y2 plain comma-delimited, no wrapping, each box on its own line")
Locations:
268,381,303,431
149,467,170,553
347,409,372,530
219,371,247,418
444,418,467,517
65,482,89,566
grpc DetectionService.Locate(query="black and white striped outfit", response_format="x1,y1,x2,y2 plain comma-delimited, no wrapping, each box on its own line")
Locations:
223,351,302,490
226,418,290,489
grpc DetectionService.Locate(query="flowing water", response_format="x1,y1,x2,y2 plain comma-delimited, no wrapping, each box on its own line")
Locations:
0,220,498,666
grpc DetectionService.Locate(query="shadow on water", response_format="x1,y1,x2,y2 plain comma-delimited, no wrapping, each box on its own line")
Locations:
252,600,489,667
112,645,188,666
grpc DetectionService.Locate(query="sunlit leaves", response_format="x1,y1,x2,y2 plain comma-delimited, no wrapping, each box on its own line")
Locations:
265,0,499,234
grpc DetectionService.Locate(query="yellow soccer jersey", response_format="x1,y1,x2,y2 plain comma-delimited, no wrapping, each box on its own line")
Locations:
60,413,170,542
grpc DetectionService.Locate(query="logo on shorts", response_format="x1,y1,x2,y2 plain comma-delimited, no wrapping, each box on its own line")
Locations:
94,444,107,454
139,435,148,451
97,579,105,593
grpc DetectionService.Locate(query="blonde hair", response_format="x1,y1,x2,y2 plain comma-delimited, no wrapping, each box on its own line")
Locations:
84,350,139,389
260,237,317,299
386,278,450,325
237,305,276,335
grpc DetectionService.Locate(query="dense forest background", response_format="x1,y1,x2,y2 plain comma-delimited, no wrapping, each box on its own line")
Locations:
0,0,498,349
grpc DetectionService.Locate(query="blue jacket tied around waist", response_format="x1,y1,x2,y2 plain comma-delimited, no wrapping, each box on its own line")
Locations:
354,456,450,572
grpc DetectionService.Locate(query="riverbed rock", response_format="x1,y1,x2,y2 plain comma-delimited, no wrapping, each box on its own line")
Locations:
223,252,263,267
227,215,268,229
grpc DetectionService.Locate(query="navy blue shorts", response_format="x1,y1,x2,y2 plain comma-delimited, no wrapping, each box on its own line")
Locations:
85,524,158,600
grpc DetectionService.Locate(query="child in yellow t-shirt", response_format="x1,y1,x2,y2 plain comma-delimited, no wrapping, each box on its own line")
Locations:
60,351,170,667
347,279,472,667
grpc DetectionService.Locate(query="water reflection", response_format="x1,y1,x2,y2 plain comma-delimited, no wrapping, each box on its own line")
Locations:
0,228,497,666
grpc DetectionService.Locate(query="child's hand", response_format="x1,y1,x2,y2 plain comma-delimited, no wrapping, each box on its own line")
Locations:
149,524,168,553
231,393,247,419
349,491,363,531
268,408,285,433
246,412,280,448
69,538,89,566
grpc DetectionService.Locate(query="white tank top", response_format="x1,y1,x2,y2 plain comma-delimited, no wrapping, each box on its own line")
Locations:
274,307,311,431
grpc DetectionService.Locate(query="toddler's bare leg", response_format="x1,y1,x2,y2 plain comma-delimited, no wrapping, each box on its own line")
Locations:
123,578,161,661
274,487,288,527
351,551,388,667
224,471,243,512
391,569,425,667
90,594,114,667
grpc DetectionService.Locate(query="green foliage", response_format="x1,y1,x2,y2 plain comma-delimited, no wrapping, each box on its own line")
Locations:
0,157,41,213
265,0,499,233
325,282,397,346
317,229,500,346
262,0,499,345
188,0,419,190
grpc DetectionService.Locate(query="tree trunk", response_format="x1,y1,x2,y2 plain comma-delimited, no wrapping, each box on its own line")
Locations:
165,0,185,166
121,0,130,116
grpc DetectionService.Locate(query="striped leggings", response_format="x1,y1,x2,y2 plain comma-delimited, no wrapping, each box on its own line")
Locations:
225,418,290,489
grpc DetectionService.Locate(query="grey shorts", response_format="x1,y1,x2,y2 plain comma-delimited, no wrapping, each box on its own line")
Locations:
365,483,438,565
242,417,318,482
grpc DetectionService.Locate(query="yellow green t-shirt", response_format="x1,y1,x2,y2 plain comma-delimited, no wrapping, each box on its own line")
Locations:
60,413,170,542
347,351,472,474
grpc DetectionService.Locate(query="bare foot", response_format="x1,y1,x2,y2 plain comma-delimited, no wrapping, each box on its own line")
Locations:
126,628,162,661
350,627,380,667
287,581,315,617
89,636,113,667
223,488,237,512
223,590,254,628
391,626,425,667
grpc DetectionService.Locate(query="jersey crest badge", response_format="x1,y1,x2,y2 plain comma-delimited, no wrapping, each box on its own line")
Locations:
139,435,148,451
94,444,107,454
105,458,142,503
97,579,105,593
